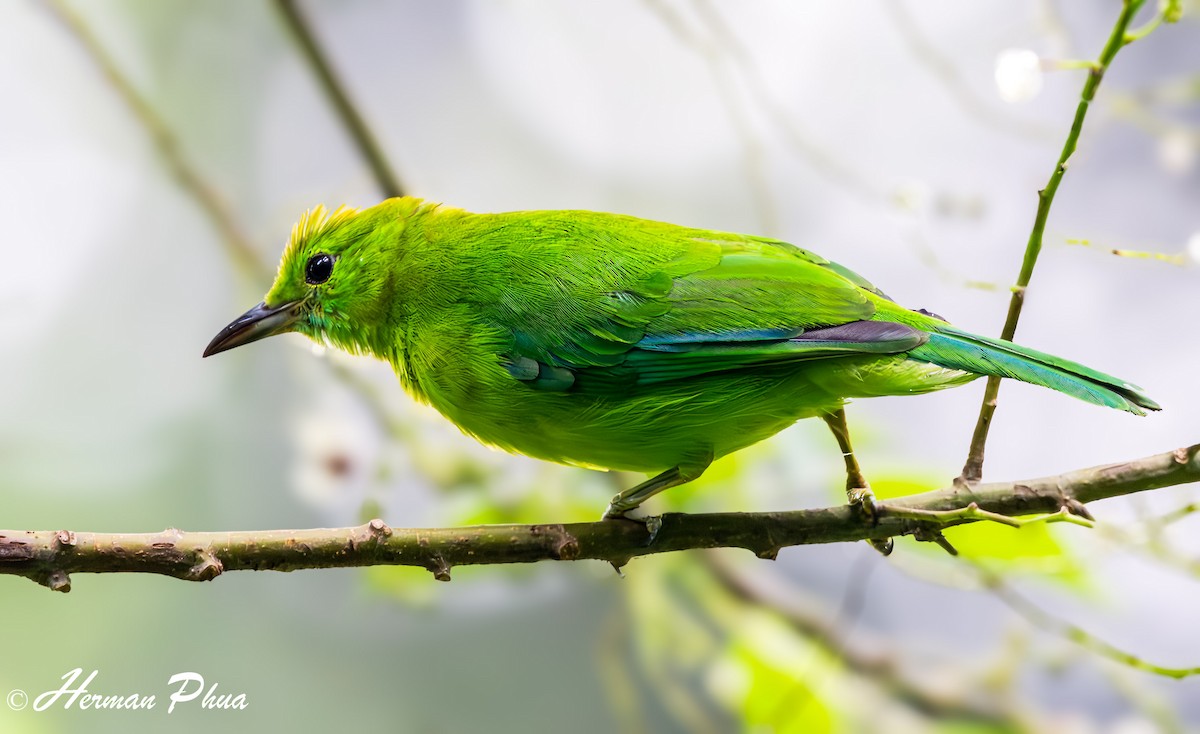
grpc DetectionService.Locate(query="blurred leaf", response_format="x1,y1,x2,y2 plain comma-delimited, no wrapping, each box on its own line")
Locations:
447,484,602,526
627,560,720,668
944,521,1085,586
876,472,1087,586
942,521,1061,561
361,565,441,605
0,705,51,734
624,559,727,731
934,722,1019,734
649,451,749,514
711,611,837,734
358,498,385,524
1162,0,1183,24
661,442,781,514
870,471,943,501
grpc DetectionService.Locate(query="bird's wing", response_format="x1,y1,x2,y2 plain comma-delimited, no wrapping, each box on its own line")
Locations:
485,215,924,393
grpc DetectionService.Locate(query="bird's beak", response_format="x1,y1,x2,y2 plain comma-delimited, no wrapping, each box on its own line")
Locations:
203,300,304,358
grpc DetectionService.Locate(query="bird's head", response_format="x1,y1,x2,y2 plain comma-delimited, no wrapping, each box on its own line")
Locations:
204,201,405,359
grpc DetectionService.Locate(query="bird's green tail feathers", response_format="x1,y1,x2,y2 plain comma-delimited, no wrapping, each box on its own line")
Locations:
908,326,1160,415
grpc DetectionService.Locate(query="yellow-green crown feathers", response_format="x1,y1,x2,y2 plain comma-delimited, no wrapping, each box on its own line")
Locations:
280,204,360,270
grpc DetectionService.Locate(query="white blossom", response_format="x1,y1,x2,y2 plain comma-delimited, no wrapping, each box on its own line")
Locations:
1157,128,1196,175
994,48,1043,104
1187,231,1200,264
289,391,380,512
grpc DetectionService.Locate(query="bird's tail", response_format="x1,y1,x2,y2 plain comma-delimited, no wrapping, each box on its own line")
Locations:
907,325,1160,415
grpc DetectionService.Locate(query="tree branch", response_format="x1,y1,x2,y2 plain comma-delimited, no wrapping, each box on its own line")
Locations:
960,0,1150,483
3,444,1195,592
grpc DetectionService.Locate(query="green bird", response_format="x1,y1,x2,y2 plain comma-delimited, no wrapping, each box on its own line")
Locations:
205,197,1158,551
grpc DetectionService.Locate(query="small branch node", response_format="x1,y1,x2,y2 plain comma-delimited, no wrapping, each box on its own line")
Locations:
1064,498,1095,522
970,505,1022,528
552,535,581,561
755,547,780,561
45,569,72,593
187,550,224,582
1054,507,1097,528
427,555,452,582
366,518,393,541
1010,506,1095,530
55,530,76,549
913,527,959,556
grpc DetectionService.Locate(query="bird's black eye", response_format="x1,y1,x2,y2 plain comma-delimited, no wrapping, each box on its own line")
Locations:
305,253,335,285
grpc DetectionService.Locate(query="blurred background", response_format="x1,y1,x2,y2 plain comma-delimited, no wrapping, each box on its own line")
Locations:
1,0,1198,731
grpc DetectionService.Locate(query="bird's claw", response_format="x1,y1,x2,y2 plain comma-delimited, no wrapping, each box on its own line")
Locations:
601,500,629,522
847,486,879,520
848,487,894,556
868,537,894,556
602,503,662,545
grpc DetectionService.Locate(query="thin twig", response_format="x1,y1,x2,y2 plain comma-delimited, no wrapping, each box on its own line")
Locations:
880,502,1095,531
643,0,779,232
960,0,1153,483
42,0,270,282
982,571,1200,679
273,0,405,199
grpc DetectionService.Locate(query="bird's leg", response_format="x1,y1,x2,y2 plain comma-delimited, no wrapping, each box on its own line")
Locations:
603,467,684,520
603,451,713,525
821,408,893,556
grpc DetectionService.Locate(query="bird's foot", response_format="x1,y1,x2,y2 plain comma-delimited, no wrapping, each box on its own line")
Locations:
601,502,662,545
848,486,894,557
601,498,630,522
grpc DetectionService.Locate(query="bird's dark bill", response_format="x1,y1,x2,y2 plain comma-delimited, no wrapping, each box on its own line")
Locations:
203,300,303,357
